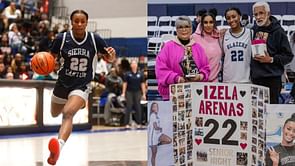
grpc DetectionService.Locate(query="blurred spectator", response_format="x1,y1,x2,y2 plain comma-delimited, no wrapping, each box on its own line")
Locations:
0,15,5,34
2,1,22,29
11,53,22,73
138,55,146,71
8,23,26,55
17,62,30,80
95,56,108,84
60,23,69,33
0,32,12,55
38,30,55,52
241,14,253,28
0,54,3,63
0,62,6,78
6,72,14,79
104,67,123,125
37,21,48,37
118,58,130,78
192,9,207,33
122,60,146,128
40,13,50,29
3,53,13,66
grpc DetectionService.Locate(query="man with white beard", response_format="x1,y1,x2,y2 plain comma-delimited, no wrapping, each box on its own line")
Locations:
250,1,293,104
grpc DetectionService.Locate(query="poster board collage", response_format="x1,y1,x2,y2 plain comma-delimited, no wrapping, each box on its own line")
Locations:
148,82,276,166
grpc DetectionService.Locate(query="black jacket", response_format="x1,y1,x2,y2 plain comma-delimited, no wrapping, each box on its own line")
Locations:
251,16,294,79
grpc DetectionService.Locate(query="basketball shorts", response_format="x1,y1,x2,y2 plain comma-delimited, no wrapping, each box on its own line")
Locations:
51,82,91,104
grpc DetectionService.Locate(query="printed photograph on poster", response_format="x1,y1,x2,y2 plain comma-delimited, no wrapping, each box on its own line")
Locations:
265,104,295,166
148,101,173,166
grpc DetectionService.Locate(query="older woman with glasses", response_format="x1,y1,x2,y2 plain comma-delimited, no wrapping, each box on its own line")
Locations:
155,16,210,100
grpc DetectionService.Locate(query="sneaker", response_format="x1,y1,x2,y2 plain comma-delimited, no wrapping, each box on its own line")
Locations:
47,138,60,165
125,125,131,129
288,98,295,104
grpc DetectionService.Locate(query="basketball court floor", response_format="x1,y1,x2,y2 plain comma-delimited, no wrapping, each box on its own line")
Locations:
0,127,147,166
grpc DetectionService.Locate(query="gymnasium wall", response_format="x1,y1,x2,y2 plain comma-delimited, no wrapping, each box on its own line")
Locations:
148,1,295,17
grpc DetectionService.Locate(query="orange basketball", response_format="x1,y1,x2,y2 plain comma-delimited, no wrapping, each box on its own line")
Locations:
31,52,55,75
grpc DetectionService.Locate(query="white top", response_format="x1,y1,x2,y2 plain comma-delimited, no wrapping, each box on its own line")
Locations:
95,58,108,74
222,27,252,83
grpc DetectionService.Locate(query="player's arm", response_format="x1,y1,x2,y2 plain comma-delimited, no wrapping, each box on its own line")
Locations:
94,34,116,62
49,33,64,59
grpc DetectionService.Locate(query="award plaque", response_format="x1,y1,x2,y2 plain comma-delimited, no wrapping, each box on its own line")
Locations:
180,46,199,78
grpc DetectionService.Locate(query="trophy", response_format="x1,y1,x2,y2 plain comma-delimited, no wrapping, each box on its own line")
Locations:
179,46,199,79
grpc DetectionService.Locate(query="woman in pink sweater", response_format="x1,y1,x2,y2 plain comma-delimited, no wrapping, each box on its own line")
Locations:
156,16,210,100
192,9,223,82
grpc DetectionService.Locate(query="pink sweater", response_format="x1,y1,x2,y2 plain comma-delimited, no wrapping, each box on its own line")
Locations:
155,38,210,100
193,24,222,82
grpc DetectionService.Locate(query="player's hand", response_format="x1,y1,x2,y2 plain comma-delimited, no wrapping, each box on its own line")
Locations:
268,146,279,165
104,47,116,63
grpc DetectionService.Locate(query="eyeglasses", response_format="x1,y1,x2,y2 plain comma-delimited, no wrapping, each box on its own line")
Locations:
176,25,191,30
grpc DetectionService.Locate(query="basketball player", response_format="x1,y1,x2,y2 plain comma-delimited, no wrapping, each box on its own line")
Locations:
265,116,295,166
47,10,116,165
222,7,252,83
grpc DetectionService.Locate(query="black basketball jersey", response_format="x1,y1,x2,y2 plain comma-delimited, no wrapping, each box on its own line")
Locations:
51,30,107,89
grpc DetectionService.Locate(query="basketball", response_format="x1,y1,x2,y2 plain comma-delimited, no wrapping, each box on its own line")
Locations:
31,52,55,75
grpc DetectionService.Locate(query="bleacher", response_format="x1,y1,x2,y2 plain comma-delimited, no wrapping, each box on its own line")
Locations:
147,11,295,102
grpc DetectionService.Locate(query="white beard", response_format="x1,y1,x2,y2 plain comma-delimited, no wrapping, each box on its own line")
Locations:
256,18,268,27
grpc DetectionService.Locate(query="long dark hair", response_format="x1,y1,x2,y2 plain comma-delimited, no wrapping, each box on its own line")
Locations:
149,102,159,116
284,114,295,127
70,10,88,21
200,8,218,37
